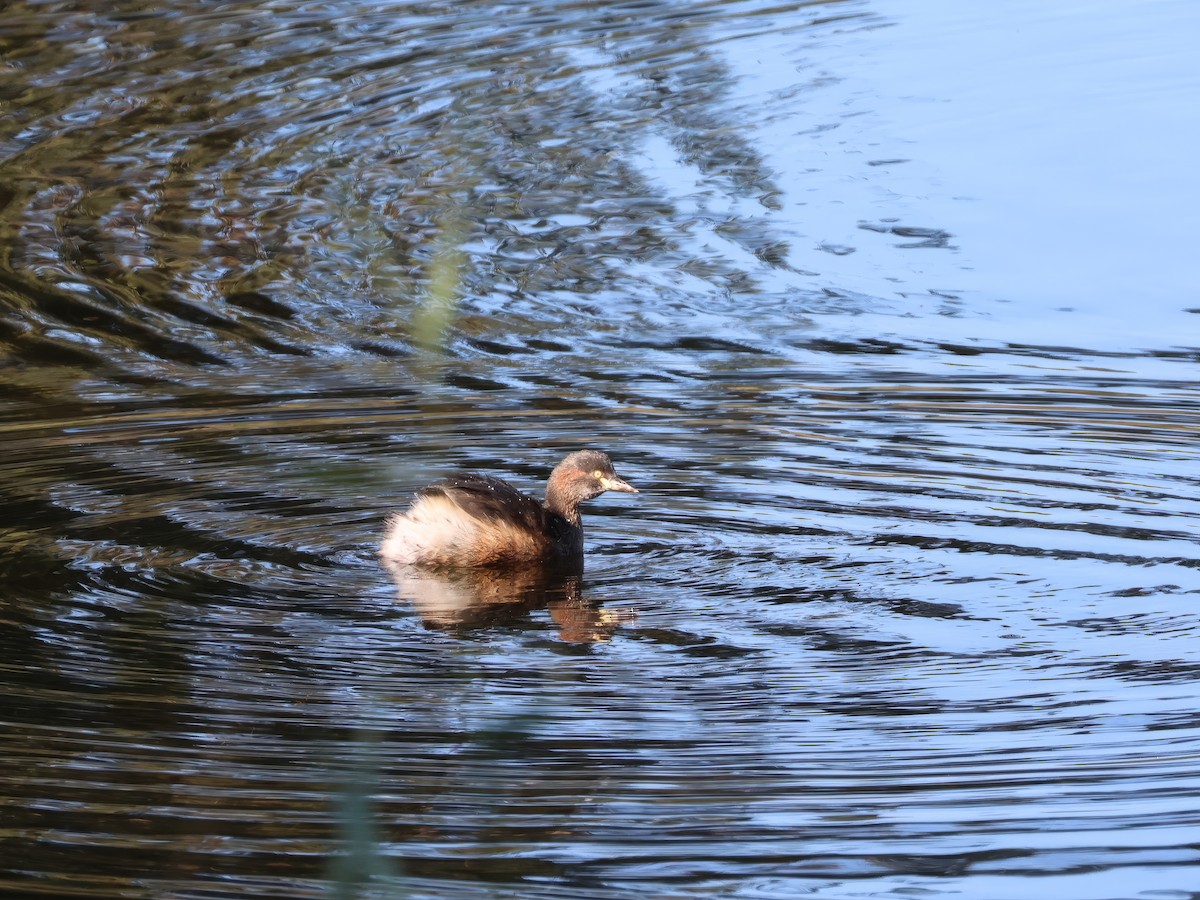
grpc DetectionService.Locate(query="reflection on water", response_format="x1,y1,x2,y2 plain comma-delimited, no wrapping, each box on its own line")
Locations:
386,560,632,642
3,0,1200,897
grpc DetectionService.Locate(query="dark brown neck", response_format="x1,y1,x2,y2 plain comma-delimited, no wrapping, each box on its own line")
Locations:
544,483,582,527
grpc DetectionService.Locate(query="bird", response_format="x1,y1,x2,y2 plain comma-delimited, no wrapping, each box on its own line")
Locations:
379,450,637,569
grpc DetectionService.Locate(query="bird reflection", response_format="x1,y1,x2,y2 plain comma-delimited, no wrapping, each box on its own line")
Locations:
382,559,634,643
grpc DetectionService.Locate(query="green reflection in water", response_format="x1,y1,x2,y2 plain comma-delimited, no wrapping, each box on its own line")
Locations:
410,213,468,354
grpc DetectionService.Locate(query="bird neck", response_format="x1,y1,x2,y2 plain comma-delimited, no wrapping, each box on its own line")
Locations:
544,482,582,527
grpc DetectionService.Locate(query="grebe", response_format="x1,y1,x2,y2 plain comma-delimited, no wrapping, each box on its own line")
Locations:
379,450,637,568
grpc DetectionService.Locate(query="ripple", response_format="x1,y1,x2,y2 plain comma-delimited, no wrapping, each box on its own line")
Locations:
4,0,1200,898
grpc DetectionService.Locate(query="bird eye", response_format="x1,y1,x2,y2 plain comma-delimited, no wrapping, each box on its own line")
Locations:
592,470,603,479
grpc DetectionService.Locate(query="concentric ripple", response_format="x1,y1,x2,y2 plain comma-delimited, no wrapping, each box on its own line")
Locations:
3,0,1200,898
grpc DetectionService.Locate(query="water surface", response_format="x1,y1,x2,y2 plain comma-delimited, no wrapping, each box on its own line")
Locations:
2,1,1199,898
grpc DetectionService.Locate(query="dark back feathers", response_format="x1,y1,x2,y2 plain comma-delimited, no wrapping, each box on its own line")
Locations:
420,473,555,534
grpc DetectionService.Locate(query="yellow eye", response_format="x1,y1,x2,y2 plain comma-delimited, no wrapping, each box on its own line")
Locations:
592,470,603,479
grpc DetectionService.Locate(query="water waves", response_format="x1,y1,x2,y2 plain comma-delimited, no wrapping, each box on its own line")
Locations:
3,0,1200,897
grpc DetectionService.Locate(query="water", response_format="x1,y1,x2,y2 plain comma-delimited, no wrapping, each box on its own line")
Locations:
2,1,1199,897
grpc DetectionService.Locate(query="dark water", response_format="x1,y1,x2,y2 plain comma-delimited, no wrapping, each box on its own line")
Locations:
3,1,1200,898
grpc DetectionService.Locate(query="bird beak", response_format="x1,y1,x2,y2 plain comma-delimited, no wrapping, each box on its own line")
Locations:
600,475,638,494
